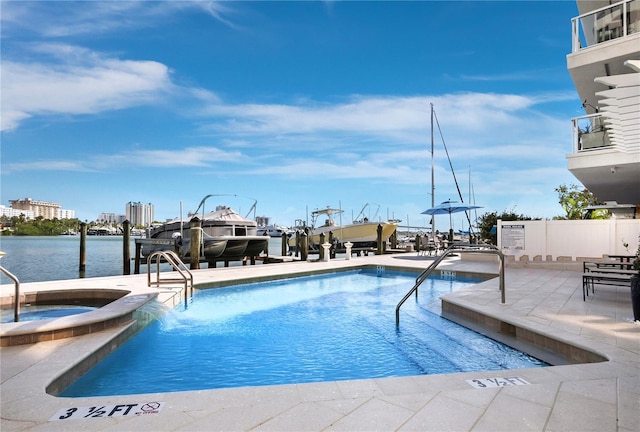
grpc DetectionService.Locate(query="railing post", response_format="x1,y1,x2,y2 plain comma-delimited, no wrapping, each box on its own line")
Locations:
499,253,506,304
572,17,579,52
0,264,21,322
396,244,507,326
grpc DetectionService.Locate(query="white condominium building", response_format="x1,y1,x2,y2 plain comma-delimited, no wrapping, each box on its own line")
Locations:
567,0,640,211
126,201,154,227
7,198,74,220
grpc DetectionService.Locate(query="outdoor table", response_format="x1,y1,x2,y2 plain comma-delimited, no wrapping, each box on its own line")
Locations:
607,255,636,263
584,261,635,271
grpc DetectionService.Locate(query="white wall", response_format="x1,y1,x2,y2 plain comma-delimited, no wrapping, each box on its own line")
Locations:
497,219,640,261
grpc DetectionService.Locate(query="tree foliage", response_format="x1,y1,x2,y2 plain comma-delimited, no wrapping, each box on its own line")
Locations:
554,184,602,220
0,216,81,236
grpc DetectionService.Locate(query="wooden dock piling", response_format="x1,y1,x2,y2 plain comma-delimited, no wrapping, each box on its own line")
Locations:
294,231,300,257
319,233,326,260
134,242,142,274
300,232,308,261
79,222,87,277
123,220,131,275
190,217,202,270
281,232,287,257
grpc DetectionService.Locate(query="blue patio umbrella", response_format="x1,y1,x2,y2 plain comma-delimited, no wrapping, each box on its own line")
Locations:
421,200,483,235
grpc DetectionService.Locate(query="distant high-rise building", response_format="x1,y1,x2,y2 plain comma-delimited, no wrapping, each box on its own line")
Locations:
9,198,62,219
59,209,76,219
126,202,154,227
256,215,270,226
97,212,118,224
0,205,34,219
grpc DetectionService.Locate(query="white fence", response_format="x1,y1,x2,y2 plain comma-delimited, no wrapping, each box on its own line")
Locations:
496,219,640,262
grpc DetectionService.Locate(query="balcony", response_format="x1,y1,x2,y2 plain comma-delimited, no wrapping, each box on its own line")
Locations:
568,110,639,204
571,0,640,52
572,114,611,152
567,1,640,207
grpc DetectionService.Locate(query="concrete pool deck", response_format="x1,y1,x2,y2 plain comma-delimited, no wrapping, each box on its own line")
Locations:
1,252,639,431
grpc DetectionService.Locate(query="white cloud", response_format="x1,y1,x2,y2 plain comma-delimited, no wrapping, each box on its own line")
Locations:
3,88,572,191
4,146,245,174
196,91,573,162
110,147,244,168
3,160,98,174
0,1,238,38
1,45,172,131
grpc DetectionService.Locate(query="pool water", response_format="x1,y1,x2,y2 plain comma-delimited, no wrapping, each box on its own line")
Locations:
1,305,96,323
60,270,547,397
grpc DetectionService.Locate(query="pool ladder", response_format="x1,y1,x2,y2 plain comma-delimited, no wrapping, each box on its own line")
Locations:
147,250,194,306
0,262,21,322
395,243,505,326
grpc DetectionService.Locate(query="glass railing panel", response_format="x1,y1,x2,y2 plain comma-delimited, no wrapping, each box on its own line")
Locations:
629,0,640,34
572,0,638,51
572,114,612,152
594,4,624,43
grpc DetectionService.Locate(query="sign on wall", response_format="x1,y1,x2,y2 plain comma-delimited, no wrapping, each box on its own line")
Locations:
501,224,525,249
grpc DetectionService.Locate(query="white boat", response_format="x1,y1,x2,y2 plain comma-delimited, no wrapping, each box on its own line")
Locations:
290,205,398,248
257,224,290,237
142,200,267,262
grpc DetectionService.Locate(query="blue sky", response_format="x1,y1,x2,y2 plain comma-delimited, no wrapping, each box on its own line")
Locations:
1,1,584,232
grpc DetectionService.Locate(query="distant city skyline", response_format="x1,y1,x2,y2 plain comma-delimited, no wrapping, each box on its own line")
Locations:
3,196,154,224
1,1,583,232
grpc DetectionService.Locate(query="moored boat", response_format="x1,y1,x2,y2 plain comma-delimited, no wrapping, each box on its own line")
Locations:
256,224,289,237
142,200,267,262
290,205,398,248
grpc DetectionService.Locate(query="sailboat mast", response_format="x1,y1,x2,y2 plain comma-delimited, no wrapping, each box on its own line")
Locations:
468,167,471,235
430,103,435,236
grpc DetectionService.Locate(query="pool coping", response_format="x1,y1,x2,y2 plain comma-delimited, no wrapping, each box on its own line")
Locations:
0,291,157,347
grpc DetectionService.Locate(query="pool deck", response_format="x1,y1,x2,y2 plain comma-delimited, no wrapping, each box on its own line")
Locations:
1,252,639,431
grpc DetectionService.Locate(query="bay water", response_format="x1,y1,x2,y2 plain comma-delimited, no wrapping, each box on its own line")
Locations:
0,236,286,285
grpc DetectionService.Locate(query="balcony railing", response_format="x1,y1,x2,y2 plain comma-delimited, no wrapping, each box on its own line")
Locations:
571,0,640,52
571,113,612,153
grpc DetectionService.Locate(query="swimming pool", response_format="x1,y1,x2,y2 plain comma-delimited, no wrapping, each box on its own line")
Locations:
0,305,96,324
60,269,547,397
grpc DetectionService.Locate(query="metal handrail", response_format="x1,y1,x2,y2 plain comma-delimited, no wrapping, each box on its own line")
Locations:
395,243,505,326
147,250,194,306
0,265,21,322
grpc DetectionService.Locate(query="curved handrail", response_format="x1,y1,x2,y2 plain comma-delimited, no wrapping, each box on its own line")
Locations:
147,250,194,307
395,243,505,326
0,265,20,322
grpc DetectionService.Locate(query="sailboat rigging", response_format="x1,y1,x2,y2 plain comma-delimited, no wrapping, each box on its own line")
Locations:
429,104,477,239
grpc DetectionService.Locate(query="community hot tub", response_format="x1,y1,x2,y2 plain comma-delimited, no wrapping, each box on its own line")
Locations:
0,289,157,347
